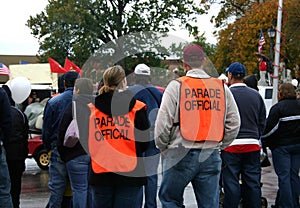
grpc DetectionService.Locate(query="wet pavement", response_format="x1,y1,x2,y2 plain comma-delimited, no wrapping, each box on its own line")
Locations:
20,150,280,208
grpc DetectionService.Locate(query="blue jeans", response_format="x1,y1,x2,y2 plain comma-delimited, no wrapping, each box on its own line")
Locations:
47,148,69,208
159,148,221,208
221,150,261,208
272,144,300,208
91,185,141,208
136,139,160,208
66,154,91,208
0,146,13,208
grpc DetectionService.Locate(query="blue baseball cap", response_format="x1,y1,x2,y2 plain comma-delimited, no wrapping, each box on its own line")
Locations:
226,62,246,77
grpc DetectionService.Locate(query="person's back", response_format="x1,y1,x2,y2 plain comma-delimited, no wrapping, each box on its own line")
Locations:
222,62,266,208
0,87,13,208
6,105,29,208
230,86,265,139
57,78,94,208
42,70,79,208
128,63,162,208
155,44,240,208
84,65,150,208
262,83,300,208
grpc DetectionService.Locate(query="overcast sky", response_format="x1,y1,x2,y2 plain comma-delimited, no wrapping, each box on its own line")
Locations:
0,1,219,56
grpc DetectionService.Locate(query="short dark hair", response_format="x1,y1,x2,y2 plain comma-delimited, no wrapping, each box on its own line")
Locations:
65,79,76,88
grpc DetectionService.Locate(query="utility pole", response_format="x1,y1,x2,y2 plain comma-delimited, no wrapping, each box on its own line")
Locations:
272,0,283,105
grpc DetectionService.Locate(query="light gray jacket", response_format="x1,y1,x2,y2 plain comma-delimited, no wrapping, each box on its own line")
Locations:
154,69,240,150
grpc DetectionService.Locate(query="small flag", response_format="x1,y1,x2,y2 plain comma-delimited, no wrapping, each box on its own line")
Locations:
64,58,82,75
258,29,266,54
0,62,10,76
48,58,67,74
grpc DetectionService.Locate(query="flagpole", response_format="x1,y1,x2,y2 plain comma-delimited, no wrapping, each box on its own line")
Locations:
272,0,283,105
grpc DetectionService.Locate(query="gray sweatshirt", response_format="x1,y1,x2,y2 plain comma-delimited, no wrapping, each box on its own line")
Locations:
155,68,240,150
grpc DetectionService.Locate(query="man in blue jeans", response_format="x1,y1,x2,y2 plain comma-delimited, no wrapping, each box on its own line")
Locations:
222,62,266,208
128,63,163,208
42,71,79,208
0,87,13,208
155,44,240,208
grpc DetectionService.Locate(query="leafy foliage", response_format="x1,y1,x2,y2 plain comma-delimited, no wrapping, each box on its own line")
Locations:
213,0,300,75
27,0,205,68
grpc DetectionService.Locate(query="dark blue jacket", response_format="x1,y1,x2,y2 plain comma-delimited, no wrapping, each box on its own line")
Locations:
230,84,266,139
0,88,12,147
42,88,74,149
128,84,162,127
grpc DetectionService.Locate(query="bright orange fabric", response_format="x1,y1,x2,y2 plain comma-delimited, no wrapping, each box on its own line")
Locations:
88,101,145,173
177,76,226,142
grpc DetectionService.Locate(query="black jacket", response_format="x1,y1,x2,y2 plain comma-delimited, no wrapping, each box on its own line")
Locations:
77,90,150,186
5,106,29,161
262,98,300,149
0,88,12,148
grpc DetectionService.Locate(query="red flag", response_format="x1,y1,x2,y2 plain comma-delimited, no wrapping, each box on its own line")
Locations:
48,58,67,74
64,58,82,75
0,62,10,76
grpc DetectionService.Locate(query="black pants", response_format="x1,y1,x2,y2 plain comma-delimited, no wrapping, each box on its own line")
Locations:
7,160,25,208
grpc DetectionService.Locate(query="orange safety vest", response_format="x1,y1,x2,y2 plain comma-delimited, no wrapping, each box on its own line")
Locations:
177,76,226,142
88,101,146,174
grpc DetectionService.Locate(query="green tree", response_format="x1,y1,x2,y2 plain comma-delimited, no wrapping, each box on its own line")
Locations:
27,0,205,67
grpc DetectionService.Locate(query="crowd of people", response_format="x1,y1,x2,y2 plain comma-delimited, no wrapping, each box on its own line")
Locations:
0,43,299,208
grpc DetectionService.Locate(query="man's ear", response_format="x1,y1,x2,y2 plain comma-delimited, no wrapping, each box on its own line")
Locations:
63,80,67,89
183,61,190,71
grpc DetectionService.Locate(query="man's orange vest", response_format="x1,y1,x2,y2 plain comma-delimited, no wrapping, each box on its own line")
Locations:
177,76,226,142
88,101,145,173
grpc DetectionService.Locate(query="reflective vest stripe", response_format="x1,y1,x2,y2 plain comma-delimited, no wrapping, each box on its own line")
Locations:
177,76,226,142
88,101,145,173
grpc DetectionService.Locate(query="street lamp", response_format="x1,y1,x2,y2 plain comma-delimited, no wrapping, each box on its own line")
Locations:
267,27,276,63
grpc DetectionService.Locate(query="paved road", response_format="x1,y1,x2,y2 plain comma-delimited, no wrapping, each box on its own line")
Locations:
20,150,279,208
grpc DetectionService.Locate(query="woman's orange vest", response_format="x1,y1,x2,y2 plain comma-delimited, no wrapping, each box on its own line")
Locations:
177,76,226,142
88,101,146,174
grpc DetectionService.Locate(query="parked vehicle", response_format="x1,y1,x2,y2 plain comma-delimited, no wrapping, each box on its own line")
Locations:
27,129,50,170
8,63,58,170
258,85,273,117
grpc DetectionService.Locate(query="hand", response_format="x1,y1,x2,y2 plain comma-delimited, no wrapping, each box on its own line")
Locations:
161,149,168,158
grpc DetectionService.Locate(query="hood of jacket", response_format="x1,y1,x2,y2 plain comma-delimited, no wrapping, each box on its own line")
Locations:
95,90,136,116
73,94,95,106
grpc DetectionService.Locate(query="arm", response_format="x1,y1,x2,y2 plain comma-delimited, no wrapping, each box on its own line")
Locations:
0,89,12,145
262,104,280,142
57,103,73,149
154,80,179,151
221,85,241,149
41,101,54,150
135,107,150,153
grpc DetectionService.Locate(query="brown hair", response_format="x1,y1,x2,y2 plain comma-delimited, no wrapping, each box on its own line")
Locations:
278,83,296,101
99,65,126,94
74,78,94,95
